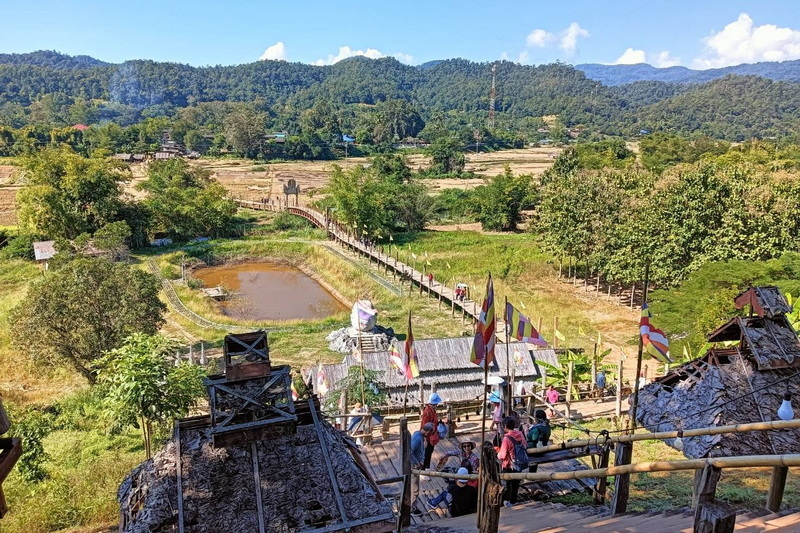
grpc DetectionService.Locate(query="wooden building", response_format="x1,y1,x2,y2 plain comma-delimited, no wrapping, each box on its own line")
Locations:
635,286,800,458
315,336,559,406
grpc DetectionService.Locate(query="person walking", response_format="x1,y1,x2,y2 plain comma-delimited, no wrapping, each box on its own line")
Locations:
410,423,436,514
498,416,525,506
420,393,443,470
545,384,560,419
595,370,606,401
526,409,552,473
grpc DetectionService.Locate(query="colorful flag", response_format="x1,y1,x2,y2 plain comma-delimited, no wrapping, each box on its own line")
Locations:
578,325,586,337
405,313,420,379
470,275,496,367
504,302,548,347
640,303,671,363
388,342,405,376
316,366,329,396
554,329,565,342
352,346,362,364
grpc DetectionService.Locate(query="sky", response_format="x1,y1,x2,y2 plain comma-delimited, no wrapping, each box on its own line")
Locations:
2,1,800,70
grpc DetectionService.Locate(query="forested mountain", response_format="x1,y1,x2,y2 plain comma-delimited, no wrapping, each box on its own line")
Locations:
2,51,800,143
577,59,800,86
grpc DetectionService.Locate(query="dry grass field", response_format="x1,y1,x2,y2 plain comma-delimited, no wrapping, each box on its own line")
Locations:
0,164,20,225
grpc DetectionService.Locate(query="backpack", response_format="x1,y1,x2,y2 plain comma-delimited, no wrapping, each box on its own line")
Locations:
459,457,474,473
527,422,551,448
505,435,530,472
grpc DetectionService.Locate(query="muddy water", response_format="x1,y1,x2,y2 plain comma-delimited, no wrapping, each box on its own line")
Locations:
194,262,346,321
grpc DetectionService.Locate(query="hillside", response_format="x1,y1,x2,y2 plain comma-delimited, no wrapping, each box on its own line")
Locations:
2,51,800,140
577,59,800,86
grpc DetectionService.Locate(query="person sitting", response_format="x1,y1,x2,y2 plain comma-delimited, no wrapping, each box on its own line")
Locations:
526,409,552,473
440,441,480,487
427,467,478,517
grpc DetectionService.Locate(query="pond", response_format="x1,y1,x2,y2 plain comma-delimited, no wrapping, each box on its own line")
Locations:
194,261,347,321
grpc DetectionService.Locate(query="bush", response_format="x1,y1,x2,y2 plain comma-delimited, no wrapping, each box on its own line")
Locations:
6,404,53,481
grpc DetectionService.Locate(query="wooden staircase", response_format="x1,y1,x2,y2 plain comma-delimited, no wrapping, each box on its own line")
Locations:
408,501,800,532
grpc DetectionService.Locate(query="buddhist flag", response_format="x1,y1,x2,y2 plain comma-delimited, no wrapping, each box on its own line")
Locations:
411,252,418,260
470,274,496,367
505,302,548,347
446,262,451,269
640,303,671,363
389,234,394,242
388,342,405,376
405,312,420,379
316,366,329,396
426,259,432,266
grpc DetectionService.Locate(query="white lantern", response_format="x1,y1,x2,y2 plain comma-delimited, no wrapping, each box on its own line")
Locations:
777,392,794,421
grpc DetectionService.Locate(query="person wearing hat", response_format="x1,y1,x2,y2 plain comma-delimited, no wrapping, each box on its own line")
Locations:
420,392,443,469
488,392,504,437
427,467,478,517
440,441,480,487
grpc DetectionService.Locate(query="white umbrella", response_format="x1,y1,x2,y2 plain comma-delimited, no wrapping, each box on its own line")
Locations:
483,375,505,385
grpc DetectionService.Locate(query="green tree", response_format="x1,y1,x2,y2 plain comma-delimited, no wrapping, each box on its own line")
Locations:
99,333,206,458
474,166,532,231
426,136,465,175
11,257,165,383
223,105,267,158
16,147,126,240
139,159,237,240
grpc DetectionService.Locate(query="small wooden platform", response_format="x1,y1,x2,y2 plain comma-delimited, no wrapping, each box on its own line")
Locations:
200,286,227,299
355,427,597,525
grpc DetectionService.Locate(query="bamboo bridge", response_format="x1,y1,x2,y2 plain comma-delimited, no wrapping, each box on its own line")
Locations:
235,200,510,343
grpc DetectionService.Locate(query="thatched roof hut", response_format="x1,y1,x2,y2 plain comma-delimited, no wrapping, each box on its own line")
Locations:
315,336,558,406
635,286,800,458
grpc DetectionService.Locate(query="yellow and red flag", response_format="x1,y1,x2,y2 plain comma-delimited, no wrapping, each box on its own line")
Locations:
405,312,420,379
470,274,496,367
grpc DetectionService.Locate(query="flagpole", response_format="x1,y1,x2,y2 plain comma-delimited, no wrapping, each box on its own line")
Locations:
403,309,411,416
479,273,493,452
358,326,366,407
505,295,511,415
630,261,650,430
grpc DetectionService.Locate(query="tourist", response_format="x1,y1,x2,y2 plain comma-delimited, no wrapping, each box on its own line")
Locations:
440,441,480,487
526,409,551,473
545,384,560,418
427,467,478,517
410,422,436,514
420,393,443,470
498,416,526,506
489,392,503,437
428,272,434,285
638,371,648,390
596,370,607,401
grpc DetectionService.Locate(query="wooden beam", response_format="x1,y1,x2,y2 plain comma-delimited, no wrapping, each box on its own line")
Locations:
610,441,632,514
692,464,722,508
593,447,610,505
767,465,789,512
694,501,736,533
477,441,503,533
251,442,266,533
309,399,349,524
174,427,185,533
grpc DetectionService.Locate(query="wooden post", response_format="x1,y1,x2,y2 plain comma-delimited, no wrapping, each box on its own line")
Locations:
610,441,633,514
477,441,503,533
593,446,610,505
615,359,623,418
397,418,412,530
692,464,734,533
766,466,789,512
630,283,636,308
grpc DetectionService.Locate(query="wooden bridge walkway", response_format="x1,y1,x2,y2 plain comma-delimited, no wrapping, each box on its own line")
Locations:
236,200,508,343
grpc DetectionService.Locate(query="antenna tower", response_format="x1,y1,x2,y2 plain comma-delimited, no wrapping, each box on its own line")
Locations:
488,64,497,129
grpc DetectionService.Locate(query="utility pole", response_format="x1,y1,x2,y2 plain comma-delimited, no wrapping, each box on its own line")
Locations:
488,63,497,130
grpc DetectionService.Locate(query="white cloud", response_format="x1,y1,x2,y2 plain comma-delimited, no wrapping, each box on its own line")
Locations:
312,45,412,66
614,48,647,65
517,51,530,64
259,42,286,61
693,13,800,69
560,22,589,54
654,51,681,68
526,29,553,48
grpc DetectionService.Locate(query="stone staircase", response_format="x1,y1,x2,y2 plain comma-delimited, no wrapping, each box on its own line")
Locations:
408,501,800,532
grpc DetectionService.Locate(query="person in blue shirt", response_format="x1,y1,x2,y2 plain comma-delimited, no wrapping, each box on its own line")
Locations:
596,370,607,401
410,423,436,515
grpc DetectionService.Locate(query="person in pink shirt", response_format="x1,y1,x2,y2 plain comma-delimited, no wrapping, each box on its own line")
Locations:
545,384,560,418
497,416,526,506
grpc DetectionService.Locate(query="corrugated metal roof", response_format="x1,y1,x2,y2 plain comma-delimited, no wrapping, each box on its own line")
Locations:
316,336,559,405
